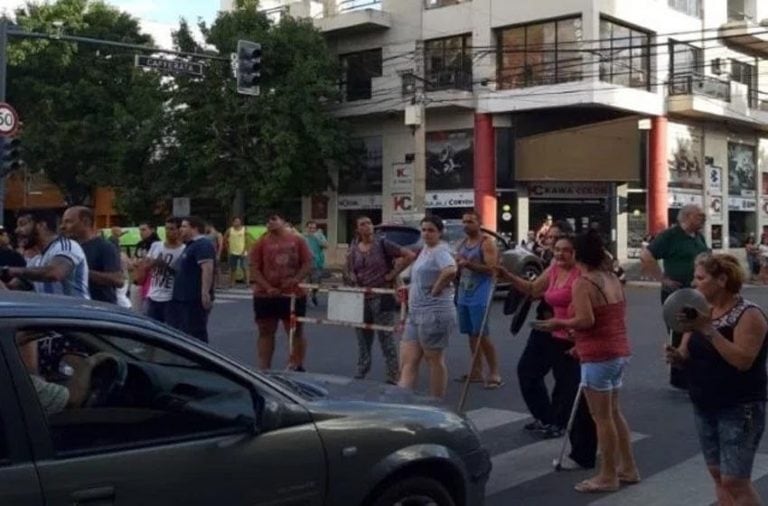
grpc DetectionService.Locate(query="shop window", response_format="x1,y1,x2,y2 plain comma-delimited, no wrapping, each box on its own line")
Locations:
339,49,382,102
599,19,651,90
425,34,473,91
728,211,757,248
339,136,383,194
497,17,583,89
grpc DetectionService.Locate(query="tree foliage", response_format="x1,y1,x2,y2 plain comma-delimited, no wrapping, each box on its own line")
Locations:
7,0,354,222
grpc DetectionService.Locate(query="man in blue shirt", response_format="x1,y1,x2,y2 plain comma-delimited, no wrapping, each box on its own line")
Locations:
168,216,216,342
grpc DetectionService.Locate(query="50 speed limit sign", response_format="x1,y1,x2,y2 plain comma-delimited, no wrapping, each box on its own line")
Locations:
0,102,20,137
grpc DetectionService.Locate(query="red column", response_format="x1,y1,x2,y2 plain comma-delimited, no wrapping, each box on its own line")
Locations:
648,116,668,234
474,113,496,231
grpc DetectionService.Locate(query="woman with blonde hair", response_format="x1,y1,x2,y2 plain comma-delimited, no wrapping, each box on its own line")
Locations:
667,253,768,505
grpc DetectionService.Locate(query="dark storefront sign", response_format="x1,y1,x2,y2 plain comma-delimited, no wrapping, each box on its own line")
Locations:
426,129,473,190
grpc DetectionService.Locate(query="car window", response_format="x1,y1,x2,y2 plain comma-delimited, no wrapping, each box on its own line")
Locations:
15,327,257,457
376,227,420,247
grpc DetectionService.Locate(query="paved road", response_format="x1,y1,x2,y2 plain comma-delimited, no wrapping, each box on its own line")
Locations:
208,285,768,506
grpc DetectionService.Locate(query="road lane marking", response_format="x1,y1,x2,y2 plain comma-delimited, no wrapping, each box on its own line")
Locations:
465,408,530,432
487,432,647,496
587,452,768,506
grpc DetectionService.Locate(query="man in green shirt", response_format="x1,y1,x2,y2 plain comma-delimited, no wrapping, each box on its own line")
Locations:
641,203,709,389
303,221,328,306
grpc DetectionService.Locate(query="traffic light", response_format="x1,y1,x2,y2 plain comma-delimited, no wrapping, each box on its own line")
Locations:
0,137,21,176
236,40,262,96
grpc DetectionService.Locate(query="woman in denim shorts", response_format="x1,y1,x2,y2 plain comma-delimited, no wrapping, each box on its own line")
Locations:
398,215,457,399
667,253,768,505
537,229,639,493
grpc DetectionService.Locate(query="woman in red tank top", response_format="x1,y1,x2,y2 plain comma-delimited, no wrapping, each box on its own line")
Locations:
536,229,640,493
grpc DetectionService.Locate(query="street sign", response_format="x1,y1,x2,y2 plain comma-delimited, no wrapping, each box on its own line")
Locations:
0,102,19,137
134,55,204,77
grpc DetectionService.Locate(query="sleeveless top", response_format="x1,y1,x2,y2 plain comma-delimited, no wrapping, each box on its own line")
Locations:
688,298,768,410
543,266,581,340
457,237,493,306
572,276,631,363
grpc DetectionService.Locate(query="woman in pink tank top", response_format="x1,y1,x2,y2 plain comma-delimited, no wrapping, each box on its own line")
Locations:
540,230,640,494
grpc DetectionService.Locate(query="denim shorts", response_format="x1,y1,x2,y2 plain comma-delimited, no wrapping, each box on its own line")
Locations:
403,311,456,350
580,357,629,392
457,304,489,336
694,401,766,479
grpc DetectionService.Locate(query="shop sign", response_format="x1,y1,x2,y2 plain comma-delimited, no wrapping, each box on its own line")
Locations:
527,182,611,200
709,196,723,225
728,196,756,211
425,191,475,208
728,142,757,197
706,165,723,196
392,193,414,214
337,194,382,210
391,162,413,192
668,190,702,209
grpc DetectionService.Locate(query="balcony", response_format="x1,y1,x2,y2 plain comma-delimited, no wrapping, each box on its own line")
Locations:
719,20,768,58
668,73,731,102
313,0,392,35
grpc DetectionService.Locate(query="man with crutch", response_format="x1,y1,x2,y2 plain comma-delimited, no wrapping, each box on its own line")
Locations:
640,204,708,390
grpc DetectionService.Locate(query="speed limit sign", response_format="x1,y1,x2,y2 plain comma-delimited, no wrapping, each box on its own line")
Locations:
0,102,20,137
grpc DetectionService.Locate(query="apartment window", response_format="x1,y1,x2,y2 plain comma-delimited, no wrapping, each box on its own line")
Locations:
669,40,703,76
668,0,702,18
339,49,382,102
425,34,473,91
497,17,583,89
599,19,651,90
728,0,755,21
731,59,758,107
424,0,470,8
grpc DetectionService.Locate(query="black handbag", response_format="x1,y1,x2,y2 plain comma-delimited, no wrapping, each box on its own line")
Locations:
503,287,526,315
509,297,533,336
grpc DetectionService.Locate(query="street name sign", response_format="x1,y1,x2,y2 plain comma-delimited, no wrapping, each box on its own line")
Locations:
134,55,204,77
0,102,20,137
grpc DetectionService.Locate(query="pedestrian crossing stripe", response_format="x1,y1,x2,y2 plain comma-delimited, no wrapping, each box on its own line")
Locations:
462,407,768,503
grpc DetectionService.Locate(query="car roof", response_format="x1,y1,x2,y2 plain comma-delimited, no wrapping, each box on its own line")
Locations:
0,291,172,333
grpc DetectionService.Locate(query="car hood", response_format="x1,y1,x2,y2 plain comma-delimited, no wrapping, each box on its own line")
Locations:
266,371,441,406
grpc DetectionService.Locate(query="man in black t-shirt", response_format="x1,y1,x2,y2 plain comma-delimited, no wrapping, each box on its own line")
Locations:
61,207,123,304
0,226,26,268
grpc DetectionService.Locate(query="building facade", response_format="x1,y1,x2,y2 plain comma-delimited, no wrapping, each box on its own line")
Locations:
223,0,768,261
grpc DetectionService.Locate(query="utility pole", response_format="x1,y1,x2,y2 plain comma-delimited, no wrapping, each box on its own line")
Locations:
0,18,9,226
411,39,427,220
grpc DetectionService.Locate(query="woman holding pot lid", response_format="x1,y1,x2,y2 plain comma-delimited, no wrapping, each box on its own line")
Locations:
666,253,768,505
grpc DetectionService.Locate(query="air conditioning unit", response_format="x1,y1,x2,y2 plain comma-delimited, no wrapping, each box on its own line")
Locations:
711,58,731,76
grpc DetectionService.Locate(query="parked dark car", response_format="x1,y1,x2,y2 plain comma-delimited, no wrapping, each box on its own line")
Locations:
0,291,490,506
376,221,544,282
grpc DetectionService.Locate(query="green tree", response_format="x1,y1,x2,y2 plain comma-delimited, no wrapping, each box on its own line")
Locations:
170,4,354,218
8,0,169,208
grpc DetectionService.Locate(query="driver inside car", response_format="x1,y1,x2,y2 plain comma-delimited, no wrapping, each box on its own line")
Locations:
17,331,113,415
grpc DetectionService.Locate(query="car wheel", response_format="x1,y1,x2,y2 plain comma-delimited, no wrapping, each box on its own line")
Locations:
371,476,456,506
522,262,541,280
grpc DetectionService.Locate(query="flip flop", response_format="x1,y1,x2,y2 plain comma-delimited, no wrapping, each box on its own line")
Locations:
618,474,641,485
574,480,619,493
483,379,505,390
454,375,484,383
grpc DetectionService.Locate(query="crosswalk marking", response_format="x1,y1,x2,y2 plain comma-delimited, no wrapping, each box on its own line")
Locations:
486,432,648,496
465,407,530,432
587,452,768,506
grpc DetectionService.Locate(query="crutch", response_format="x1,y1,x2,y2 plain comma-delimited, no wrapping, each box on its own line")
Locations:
553,383,584,470
456,277,497,413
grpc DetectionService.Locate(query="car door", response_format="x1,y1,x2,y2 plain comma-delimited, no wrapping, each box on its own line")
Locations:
0,335,44,506
4,321,326,506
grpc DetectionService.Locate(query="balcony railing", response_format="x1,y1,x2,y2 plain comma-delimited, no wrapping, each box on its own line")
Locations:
426,70,473,91
424,0,471,9
337,0,381,12
668,73,731,102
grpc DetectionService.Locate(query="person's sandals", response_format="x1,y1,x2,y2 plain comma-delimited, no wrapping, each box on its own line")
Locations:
574,479,620,493
484,379,505,390
618,472,641,485
454,374,484,383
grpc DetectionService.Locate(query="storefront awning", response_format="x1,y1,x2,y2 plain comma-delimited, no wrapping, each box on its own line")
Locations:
515,117,642,182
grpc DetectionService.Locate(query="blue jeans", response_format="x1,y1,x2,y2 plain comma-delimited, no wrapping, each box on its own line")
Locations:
580,357,630,392
694,401,766,478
